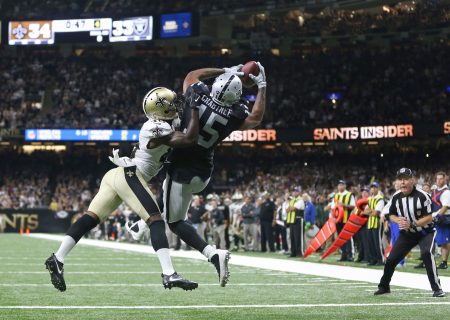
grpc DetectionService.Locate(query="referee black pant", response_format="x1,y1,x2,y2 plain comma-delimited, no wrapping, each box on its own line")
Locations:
289,218,304,257
379,230,442,292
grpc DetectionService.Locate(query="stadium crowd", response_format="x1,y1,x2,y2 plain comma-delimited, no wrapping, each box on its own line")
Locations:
234,0,450,38
0,41,448,130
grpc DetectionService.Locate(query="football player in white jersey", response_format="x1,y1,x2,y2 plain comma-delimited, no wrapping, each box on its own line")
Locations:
45,87,200,292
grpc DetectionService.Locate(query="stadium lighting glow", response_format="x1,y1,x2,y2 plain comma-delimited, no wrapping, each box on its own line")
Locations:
326,92,342,102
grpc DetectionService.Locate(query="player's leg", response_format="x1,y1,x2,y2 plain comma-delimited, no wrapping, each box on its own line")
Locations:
164,174,230,287
45,168,122,292
115,166,197,290
376,232,417,294
419,231,443,295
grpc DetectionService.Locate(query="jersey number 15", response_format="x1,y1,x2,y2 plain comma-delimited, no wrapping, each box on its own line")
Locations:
198,104,229,148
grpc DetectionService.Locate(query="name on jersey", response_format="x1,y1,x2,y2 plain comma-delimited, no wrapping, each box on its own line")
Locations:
201,95,233,118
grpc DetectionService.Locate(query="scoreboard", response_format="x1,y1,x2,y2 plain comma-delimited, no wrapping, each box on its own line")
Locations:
8,16,153,45
9,20,54,45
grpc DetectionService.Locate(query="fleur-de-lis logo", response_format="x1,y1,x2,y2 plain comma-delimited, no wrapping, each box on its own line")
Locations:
152,126,163,137
126,170,135,177
12,24,27,39
155,94,168,108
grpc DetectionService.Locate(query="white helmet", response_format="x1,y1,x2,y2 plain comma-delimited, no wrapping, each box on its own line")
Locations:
211,74,242,107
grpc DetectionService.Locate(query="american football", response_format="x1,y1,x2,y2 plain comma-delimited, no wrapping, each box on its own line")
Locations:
241,61,260,87
1,0,449,320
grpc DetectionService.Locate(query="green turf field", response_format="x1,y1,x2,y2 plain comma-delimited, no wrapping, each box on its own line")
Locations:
0,234,449,320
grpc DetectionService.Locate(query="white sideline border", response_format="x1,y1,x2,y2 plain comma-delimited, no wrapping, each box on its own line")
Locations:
2,302,450,309
28,233,450,291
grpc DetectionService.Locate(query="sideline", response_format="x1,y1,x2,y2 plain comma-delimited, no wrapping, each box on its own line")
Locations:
28,233,450,291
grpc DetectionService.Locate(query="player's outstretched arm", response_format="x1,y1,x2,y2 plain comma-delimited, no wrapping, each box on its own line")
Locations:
183,66,244,93
149,109,199,148
239,62,266,130
166,108,200,148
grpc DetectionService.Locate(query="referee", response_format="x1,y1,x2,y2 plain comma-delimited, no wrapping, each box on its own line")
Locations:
374,168,445,297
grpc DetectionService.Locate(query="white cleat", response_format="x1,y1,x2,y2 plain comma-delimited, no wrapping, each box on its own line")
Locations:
209,249,230,287
126,220,148,241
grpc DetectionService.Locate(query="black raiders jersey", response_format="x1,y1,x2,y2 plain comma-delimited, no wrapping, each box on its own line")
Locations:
167,81,249,180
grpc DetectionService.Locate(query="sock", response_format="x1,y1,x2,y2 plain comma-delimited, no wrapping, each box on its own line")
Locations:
54,236,76,263
55,214,98,263
149,220,169,251
202,245,216,260
156,248,175,275
168,220,208,252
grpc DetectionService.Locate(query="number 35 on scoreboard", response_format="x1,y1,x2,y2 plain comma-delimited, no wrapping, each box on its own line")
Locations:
9,21,54,45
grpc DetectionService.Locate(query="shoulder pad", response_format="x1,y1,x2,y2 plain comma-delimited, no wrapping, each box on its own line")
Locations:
141,119,173,140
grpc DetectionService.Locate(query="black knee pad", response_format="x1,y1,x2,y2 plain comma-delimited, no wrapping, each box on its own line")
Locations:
66,214,98,243
149,220,169,251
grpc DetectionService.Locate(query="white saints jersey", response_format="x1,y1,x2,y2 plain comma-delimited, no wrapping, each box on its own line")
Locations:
131,119,174,181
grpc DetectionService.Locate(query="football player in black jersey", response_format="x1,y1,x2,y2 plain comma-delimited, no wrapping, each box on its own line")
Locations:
128,63,266,286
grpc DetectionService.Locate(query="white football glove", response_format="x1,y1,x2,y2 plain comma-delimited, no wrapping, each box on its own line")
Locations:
249,62,266,89
109,148,134,167
223,64,244,76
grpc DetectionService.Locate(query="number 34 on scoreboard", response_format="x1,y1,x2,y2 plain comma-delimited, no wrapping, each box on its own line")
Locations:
9,21,54,45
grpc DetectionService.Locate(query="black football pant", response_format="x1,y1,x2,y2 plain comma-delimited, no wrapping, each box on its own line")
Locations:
260,220,275,252
275,224,288,251
379,230,441,291
289,218,304,257
355,224,369,262
367,225,383,264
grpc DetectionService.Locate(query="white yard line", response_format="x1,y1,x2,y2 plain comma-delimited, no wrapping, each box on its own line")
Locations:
0,282,364,287
2,302,450,309
28,233,450,291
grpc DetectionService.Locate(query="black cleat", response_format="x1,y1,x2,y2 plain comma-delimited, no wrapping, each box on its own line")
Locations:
162,272,198,291
414,262,425,269
45,253,66,292
374,287,390,295
210,249,231,287
437,262,448,270
433,289,446,297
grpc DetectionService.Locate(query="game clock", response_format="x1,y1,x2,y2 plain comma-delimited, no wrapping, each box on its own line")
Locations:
8,16,153,45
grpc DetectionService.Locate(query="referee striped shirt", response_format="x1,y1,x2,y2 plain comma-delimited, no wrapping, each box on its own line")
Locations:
388,187,434,233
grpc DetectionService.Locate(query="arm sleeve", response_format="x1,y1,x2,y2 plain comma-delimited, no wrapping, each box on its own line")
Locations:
389,197,397,216
294,199,305,210
382,199,391,216
440,190,450,208
421,194,432,215
349,194,356,206
375,199,385,212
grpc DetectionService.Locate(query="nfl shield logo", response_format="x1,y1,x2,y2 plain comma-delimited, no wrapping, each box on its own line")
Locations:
134,18,148,35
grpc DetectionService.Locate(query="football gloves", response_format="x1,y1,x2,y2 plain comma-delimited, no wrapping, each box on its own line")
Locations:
109,149,134,167
223,64,244,77
249,62,266,89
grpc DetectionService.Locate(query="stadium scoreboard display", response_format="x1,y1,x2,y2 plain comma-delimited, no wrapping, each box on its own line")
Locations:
25,129,140,141
8,16,153,45
160,12,192,38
